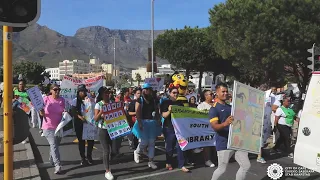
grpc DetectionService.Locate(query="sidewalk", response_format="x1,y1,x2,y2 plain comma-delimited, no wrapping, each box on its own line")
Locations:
0,131,40,180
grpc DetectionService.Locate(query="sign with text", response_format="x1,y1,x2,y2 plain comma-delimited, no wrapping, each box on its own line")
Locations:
82,123,98,140
27,86,44,111
144,78,164,92
55,112,74,137
102,102,131,140
228,81,265,154
171,106,215,151
60,76,103,108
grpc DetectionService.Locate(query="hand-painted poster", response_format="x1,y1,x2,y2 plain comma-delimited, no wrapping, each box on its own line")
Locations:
228,81,265,154
102,102,131,140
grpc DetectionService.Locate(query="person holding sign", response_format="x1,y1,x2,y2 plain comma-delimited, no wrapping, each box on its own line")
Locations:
132,83,161,170
94,87,114,180
39,84,65,175
161,85,190,172
210,83,251,180
72,84,95,166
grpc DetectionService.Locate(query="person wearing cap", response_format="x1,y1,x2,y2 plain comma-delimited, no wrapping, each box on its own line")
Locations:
132,83,161,169
71,84,95,166
94,86,114,180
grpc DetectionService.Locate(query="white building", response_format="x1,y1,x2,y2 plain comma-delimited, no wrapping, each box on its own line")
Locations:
58,60,89,79
156,64,175,75
45,68,60,80
132,67,152,80
89,58,102,72
189,72,214,90
101,63,119,76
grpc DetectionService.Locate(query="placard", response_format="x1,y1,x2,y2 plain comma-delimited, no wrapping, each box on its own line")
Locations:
82,123,98,140
27,86,44,111
102,102,131,140
228,81,265,154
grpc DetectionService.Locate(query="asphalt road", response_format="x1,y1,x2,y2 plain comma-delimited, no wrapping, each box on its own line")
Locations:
29,127,320,180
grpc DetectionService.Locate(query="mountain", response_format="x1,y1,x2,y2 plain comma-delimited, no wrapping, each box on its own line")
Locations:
0,24,166,69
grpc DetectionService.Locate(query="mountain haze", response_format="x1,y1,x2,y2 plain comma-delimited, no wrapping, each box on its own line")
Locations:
0,24,166,69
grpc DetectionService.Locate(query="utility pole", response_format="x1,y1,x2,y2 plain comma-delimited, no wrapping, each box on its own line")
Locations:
151,0,155,78
112,37,118,88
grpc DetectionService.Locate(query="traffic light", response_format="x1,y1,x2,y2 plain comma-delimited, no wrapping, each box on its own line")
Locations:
0,0,41,28
307,46,314,71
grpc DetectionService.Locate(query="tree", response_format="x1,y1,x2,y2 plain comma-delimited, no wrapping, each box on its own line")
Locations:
135,73,142,86
13,61,47,84
209,0,320,92
155,26,235,91
105,80,115,87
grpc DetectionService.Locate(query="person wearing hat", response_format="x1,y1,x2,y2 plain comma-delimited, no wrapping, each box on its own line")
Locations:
71,84,95,166
132,83,161,169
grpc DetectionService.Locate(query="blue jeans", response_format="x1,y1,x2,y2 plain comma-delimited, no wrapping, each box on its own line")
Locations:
43,129,62,167
163,127,186,168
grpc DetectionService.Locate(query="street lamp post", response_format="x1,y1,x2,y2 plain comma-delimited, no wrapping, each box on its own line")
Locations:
112,37,118,88
151,0,155,78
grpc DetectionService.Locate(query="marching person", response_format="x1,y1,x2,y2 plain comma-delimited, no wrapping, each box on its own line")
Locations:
161,85,190,172
210,83,250,180
72,84,94,165
94,87,114,180
127,88,141,150
132,83,161,169
197,90,217,168
40,84,65,174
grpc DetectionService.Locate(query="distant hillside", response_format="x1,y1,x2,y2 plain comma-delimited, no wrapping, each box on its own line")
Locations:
0,24,167,69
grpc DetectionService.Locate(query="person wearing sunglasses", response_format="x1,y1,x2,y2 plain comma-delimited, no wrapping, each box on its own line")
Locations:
72,84,95,166
39,84,65,174
160,85,190,172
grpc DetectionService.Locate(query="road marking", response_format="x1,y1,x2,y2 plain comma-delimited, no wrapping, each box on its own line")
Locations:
155,146,166,152
73,138,98,149
122,169,181,180
122,166,193,180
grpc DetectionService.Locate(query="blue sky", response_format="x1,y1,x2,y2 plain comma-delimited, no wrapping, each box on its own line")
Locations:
37,0,224,36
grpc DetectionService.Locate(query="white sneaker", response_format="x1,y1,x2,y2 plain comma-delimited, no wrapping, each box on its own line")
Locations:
21,140,27,144
105,171,114,180
193,148,202,153
148,161,157,169
133,150,140,163
288,153,294,158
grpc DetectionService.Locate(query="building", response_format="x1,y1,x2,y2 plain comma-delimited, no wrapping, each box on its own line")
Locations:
101,63,120,76
59,59,90,79
131,67,152,80
89,58,102,72
156,64,175,75
189,72,214,90
45,68,60,80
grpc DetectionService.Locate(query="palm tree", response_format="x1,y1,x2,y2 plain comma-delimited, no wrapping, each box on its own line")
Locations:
135,73,142,86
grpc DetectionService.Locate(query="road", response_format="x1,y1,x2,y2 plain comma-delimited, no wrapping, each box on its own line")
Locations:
29,128,320,180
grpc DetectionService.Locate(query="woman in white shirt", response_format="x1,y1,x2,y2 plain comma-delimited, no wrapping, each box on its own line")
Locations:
197,90,216,168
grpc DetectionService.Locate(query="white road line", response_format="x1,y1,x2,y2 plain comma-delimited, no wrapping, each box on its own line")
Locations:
155,146,166,152
122,169,181,180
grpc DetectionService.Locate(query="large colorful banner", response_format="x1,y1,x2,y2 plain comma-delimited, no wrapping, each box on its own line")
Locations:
228,81,265,154
102,102,131,140
171,106,215,151
60,76,103,107
295,73,320,173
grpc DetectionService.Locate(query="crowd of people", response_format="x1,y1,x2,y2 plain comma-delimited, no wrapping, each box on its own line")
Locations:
10,79,302,180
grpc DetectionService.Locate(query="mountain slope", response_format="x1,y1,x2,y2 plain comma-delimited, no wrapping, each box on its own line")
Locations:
0,24,166,69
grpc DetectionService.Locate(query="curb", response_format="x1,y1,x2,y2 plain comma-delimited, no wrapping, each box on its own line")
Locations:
25,137,41,180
